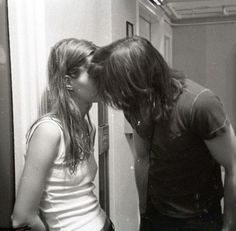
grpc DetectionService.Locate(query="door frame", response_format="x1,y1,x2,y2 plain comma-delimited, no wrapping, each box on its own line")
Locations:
0,0,15,228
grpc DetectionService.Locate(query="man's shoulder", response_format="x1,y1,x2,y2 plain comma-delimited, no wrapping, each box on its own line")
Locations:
177,79,209,110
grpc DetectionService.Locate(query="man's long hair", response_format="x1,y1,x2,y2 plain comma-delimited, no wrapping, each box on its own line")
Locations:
91,36,185,124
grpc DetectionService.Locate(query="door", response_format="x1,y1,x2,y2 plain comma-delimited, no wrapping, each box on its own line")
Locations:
138,1,173,65
139,15,151,41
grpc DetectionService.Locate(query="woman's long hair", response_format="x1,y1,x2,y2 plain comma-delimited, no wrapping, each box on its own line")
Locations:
91,36,185,124
28,38,98,173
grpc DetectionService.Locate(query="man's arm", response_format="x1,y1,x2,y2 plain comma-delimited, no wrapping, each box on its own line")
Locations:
205,124,236,231
132,129,150,214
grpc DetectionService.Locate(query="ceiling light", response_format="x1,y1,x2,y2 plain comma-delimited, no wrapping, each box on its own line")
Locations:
149,0,163,6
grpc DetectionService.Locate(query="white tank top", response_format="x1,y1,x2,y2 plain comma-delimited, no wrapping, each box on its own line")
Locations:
26,116,106,231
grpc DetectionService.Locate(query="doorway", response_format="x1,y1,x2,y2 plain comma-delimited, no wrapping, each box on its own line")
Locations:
138,0,173,66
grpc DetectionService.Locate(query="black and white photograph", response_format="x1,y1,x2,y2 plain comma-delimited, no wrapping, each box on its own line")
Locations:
1,0,236,230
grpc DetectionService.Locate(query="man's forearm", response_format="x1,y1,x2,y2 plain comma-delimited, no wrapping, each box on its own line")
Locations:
134,157,149,214
223,171,236,231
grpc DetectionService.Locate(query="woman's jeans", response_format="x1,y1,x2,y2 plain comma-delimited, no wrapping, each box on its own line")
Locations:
140,206,223,231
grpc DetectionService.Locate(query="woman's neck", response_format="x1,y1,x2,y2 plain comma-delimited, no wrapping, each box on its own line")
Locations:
76,101,92,119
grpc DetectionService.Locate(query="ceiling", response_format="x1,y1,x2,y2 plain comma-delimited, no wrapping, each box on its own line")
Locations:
161,0,236,21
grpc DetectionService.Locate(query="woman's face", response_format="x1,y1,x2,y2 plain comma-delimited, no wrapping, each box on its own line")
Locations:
71,66,99,104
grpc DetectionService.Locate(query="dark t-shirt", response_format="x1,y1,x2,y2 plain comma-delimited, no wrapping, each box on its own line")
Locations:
125,79,229,218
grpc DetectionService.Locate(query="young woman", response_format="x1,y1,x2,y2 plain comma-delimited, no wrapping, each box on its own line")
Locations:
12,38,114,231
90,36,236,231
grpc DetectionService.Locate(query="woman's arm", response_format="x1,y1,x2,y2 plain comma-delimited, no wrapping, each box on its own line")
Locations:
12,122,61,231
132,129,150,215
204,124,236,231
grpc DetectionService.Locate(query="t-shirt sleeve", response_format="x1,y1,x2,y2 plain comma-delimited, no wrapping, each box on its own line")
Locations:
190,89,229,140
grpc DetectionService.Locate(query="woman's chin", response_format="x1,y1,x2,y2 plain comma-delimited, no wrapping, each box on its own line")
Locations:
92,95,102,103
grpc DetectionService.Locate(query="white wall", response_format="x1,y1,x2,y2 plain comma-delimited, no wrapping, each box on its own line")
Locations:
173,22,236,129
44,0,112,53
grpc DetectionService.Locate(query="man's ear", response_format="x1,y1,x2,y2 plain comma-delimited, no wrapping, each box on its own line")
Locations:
65,75,73,91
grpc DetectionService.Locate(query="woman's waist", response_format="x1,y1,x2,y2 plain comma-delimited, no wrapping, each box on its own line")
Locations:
42,206,106,231
40,191,100,211
43,180,96,197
